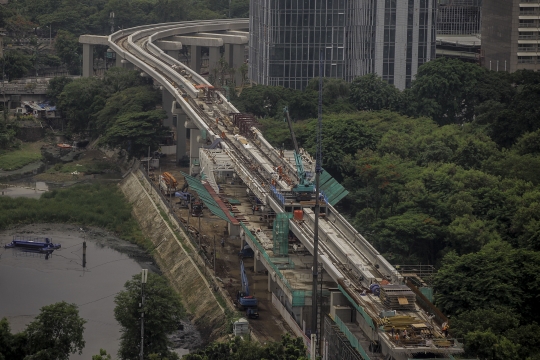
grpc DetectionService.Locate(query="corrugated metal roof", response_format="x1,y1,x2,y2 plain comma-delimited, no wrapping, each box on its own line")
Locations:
320,168,349,206
180,171,237,224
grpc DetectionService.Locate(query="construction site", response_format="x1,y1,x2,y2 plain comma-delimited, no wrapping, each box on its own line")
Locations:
89,18,469,359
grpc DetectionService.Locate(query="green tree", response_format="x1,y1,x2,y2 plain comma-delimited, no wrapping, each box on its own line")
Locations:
349,74,400,111
183,333,307,360
57,76,103,132
94,85,161,133
25,301,86,360
99,110,168,157
54,30,81,75
411,57,485,125
92,348,112,360
0,50,33,80
0,318,28,360
46,76,73,105
114,272,184,360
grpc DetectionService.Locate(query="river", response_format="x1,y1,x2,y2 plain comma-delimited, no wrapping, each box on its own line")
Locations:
0,223,194,359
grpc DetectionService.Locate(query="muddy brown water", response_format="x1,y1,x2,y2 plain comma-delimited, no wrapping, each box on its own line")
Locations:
0,224,198,359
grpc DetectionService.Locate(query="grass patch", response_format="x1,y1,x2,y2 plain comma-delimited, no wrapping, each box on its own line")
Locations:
0,183,152,251
0,142,43,171
47,161,117,175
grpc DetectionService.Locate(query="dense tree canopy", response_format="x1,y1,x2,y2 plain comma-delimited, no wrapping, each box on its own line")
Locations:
0,302,86,360
183,334,307,360
114,272,184,360
238,59,540,359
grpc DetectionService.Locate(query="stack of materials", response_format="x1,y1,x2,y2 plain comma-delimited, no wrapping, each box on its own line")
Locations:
380,285,416,311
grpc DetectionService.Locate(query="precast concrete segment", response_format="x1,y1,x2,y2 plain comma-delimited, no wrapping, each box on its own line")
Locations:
79,34,109,45
155,40,183,50
172,36,223,47
196,32,248,45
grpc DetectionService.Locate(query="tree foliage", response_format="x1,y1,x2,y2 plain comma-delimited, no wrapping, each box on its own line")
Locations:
114,272,184,360
0,302,86,360
183,334,307,360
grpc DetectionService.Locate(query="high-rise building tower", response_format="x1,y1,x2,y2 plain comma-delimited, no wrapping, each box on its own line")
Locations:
249,0,437,90
482,0,540,72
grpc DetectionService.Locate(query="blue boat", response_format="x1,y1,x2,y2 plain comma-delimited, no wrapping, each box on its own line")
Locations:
4,236,61,253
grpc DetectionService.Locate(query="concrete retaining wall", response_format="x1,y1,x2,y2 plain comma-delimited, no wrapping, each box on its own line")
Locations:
119,169,229,341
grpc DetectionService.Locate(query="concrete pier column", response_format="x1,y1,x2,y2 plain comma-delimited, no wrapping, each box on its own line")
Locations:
223,44,233,66
116,53,123,67
190,128,201,172
82,43,94,77
190,45,201,73
268,272,272,292
167,50,180,61
232,44,245,85
162,88,174,128
208,46,220,77
172,102,187,161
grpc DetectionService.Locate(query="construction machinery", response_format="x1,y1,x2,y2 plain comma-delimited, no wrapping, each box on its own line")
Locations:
159,172,178,195
236,260,259,318
283,107,314,202
191,199,203,217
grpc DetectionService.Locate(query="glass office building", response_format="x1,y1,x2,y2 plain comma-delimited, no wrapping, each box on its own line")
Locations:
437,0,482,35
249,0,437,90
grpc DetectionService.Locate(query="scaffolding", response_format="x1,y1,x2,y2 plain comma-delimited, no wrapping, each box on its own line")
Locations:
324,315,364,360
437,0,482,35
273,213,293,256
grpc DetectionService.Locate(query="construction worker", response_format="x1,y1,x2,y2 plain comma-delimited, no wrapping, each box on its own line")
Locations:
442,322,449,337
221,238,225,248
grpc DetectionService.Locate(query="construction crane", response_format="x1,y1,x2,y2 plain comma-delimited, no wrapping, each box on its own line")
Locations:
236,260,259,319
283,107,315,202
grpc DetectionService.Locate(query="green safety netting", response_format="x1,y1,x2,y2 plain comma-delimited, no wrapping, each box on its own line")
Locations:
334,315,372,360
273,213,293,256
180,171,233,224
320,168,349,206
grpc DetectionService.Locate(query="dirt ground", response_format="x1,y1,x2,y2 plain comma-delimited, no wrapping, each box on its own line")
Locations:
155,160,292,343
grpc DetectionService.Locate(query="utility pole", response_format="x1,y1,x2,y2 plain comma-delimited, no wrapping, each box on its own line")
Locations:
140,269,148,360
213,235,216,272
311,50,324,357
82,240,86,268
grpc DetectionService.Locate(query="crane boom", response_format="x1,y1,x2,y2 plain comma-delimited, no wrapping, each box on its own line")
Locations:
283,107,314,201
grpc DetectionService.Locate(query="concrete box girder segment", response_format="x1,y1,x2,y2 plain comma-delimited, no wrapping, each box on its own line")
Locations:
79,35,109,45
170,36,223,47
155,40,183,51
196,33,248,45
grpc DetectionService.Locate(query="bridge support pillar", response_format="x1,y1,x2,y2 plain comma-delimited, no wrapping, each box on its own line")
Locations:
162,88,174,128
116,53,123,67
172,101,187,161
223,44,233,66
167,50,179,61
190,128,201,175
190,45,201,74
208,46,220,79
232,44,245,85
82,43,94,77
